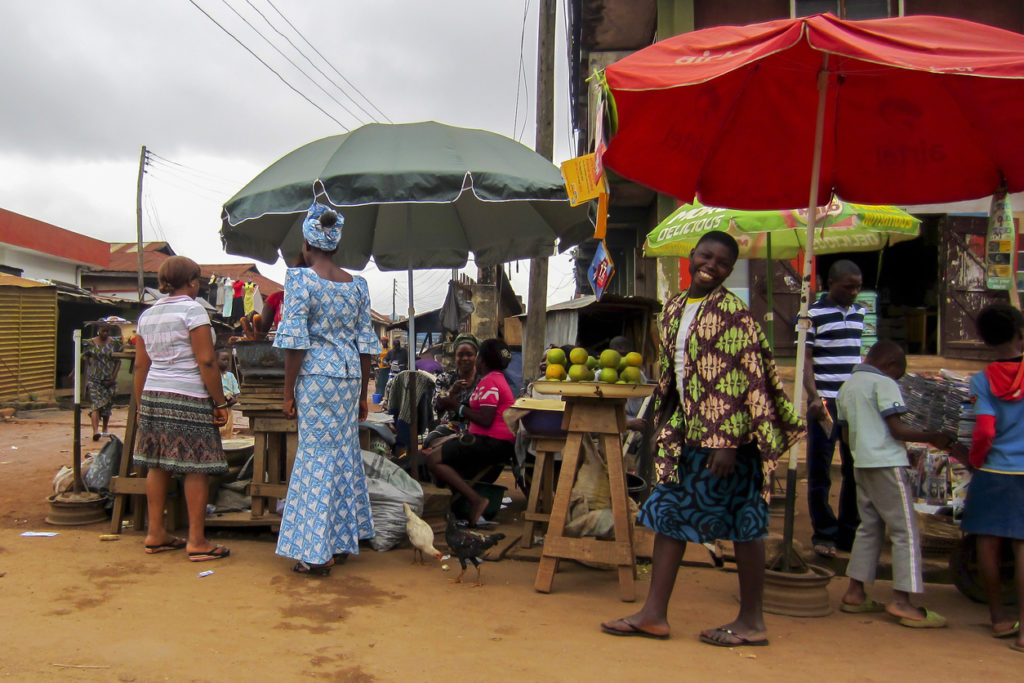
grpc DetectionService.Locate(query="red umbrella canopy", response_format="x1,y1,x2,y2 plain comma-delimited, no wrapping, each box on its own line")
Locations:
603,13,1024,209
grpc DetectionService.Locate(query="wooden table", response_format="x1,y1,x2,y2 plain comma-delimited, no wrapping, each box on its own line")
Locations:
530,381,654,602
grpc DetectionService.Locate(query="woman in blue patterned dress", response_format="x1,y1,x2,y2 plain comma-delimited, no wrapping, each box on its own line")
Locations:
274,201,382,576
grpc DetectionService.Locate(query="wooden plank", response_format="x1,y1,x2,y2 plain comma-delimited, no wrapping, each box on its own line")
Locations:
541,537,634,564
249,482,288,498
483,532,523,561
251,431,267,517
109,476,147,495
250,417,298,432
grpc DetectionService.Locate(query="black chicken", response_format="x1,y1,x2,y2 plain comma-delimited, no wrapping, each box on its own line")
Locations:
444,515,506,586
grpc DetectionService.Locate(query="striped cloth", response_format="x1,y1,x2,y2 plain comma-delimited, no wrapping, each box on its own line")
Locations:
136,295,212,398
804,295,865,399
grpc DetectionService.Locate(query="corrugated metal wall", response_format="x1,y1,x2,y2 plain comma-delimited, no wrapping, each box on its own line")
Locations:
0,285,58,400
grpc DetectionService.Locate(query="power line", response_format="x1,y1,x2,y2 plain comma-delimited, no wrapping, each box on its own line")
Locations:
146,151,247,188
145,170,230,204
264,0,392,123
244,0,385,124
513,0,532,142
560,0,577,156
218,0,369,126
145,157,238,196
186,0,349,130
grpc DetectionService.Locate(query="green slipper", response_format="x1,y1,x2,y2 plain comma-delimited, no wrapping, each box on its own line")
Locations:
840,597,886,614
899,608,947,629
993,621,1020,638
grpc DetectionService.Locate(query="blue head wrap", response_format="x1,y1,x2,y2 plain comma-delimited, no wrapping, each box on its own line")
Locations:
302,201,343,251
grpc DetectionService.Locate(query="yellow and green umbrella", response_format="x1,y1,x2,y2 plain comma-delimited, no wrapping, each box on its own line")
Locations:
644,199,920,345
644,198,920,259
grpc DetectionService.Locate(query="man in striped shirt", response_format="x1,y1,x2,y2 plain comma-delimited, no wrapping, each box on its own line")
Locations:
802,260,865,558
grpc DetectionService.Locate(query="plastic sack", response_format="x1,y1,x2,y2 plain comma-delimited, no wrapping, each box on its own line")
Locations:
361,449,424,551
84,435,122,492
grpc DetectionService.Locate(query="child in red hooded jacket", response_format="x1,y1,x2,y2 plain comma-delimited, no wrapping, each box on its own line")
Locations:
963,303,1024,648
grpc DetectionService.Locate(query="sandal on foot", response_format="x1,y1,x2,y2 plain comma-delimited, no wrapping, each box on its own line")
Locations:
600,618,669,640
188,545,230,562
840,597,886,614
898,608,947,629
145,537,186,554
699,627,769,647
1010,643,1024,653
293,561,332,576
813,543,837,558
994,621,1021,638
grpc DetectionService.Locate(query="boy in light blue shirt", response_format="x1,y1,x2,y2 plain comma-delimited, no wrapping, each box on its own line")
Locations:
836,341,957,628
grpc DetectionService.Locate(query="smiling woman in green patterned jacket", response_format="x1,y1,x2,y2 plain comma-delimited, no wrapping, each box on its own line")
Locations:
601,230,804,648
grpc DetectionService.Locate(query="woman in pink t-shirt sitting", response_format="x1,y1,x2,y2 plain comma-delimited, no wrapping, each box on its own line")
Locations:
427,338,515,525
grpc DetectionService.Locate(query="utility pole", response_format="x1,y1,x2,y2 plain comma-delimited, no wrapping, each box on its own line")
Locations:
136,145,147,313
392,278,397,321
524,0,556,381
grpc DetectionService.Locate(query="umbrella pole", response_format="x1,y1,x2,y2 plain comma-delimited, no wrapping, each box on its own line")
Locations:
72,329,83,494
406,265,419,481
781,54,829,572
766,233,775,350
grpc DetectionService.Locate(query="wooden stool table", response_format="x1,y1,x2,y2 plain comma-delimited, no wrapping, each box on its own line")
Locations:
520,435,565,549
530,382,654,602
238,406,296,523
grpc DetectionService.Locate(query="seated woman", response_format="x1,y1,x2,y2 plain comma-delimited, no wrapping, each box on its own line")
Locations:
427,338,515,525
422,333,480,455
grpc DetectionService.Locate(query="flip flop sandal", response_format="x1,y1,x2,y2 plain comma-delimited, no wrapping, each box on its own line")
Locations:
813,543,837,558
188,545,230,562
699,627,769,647
840,597,886,614
898,608,947,629
1010,643,1024,653
293,561,332,576
145,537,186,554
600,619,669,640
994,621,1021,638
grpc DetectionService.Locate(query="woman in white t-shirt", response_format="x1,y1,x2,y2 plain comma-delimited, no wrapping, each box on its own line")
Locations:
133,256,231,562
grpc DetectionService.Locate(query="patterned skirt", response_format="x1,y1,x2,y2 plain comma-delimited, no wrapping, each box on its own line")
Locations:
134,391,227,475
276,375,375,565
638,443,768,543
87,379,115,417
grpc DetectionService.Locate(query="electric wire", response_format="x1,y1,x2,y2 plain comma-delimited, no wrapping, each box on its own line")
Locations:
186,0,349,129
217,0,368,127
513,0,532,142
244,0,384,124
146,151,247,188
263,0,392,123
145,158,238,197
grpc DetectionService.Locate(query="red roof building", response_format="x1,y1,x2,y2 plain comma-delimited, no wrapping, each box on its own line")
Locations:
0,208,109,286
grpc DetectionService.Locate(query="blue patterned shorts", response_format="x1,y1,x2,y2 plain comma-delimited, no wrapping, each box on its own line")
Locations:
638,443,768,543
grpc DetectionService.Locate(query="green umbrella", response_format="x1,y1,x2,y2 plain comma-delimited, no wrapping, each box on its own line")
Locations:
221,121,593,271
220,121,592,478
644,199,920,259
644,199,920,345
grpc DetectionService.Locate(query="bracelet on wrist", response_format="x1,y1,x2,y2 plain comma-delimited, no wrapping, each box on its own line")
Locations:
214,403,229,410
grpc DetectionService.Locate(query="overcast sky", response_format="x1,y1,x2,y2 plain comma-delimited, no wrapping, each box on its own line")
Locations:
0,0,580,315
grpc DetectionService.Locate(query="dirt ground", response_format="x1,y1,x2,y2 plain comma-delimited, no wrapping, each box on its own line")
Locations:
1,397,1020,682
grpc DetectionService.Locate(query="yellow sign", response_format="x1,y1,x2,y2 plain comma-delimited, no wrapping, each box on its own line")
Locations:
560,153,603,207
594,191,609,240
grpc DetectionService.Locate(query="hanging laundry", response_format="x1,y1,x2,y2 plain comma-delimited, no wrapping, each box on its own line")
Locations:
252,285,263,316
222,279,234,318
243,282,256,316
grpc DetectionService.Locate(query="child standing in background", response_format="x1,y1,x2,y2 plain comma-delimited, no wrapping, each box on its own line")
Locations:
962,304,1024,649
836,341,960,628
217,348,239,438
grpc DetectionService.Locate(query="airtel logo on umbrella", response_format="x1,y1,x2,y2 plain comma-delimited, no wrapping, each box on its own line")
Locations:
875,98,946,169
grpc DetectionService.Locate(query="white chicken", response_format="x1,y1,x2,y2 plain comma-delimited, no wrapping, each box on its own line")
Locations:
404,503,442,565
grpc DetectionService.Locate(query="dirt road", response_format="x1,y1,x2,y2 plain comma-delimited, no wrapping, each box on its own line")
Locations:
0,407,1018,681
